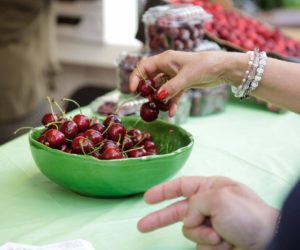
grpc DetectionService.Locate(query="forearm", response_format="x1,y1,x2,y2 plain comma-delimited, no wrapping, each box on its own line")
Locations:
224,52,300,114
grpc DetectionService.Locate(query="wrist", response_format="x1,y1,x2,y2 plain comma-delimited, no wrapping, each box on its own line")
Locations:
223,52,249,87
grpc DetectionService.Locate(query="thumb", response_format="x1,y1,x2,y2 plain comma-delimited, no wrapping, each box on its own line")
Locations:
156,73,188,101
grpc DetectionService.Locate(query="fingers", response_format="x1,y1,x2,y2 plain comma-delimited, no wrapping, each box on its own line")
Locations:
182,225,221,245
168,91,183,117
184,192,215,228
137,199,188,233
196,241,233,250
143,176,213,205
129,51,179,93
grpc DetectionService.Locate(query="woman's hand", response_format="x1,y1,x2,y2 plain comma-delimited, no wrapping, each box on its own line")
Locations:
138,176,279,250
129,50,247,116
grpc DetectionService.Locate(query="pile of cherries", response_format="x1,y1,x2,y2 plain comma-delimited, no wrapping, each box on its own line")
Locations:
37,112,158,160
146,19,205,51
171,0,300,58
136,70,171,122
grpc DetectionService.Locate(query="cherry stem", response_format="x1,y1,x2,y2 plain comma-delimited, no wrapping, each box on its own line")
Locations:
62,98,82,114
47,96,57,121
136,65,146,82
53,99,65,117
79,140,87,155
102,121,113,135
14,127,33,134
44,121,60,130
114,93,141,114
88,142,104,155
123,145,144,154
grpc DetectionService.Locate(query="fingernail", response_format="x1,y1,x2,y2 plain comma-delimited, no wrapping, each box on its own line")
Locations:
157,90,169,100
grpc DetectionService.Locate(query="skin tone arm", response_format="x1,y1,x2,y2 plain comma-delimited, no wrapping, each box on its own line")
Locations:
129,50,300,116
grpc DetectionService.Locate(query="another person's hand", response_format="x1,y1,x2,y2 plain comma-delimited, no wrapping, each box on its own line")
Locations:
138,176,279,250
129,50,247,116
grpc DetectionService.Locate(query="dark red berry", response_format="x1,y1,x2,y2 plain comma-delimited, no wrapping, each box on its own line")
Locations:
59,120,78,139
101,147,122,160
122,136,133,150
60,144,72,153
140,102,159,122
99,140,118,154
143,140,157,151
107,123,126,142
83,129,103,145
137,79,156,97
73,114,90,132
37,134,46,144
103,114,121,128
89,117,100,127
90,123,106,134
127,148,147,158
41,113,59,128
90,150,101,159
155,99,171,112
44,129,66,149
72,136,93,154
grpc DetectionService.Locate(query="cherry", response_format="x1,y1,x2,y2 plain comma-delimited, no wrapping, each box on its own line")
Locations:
143,141,158,155
83,129,103,145
127,129,142,144
107,123,126,142
37,134,46,144
140,102,159,122
127,148,147,158
89,117,100,127
44,129,66,149
59,120,78,139
137,79,156,97
73,114,90,132
101,147,122,160
60,144,72,153
122,136,133,150
90,150,101,159
90,123,106,134
72,136,93,154
41,113,59,128
103,114,121,128
99,140,118,154
155,99,171,112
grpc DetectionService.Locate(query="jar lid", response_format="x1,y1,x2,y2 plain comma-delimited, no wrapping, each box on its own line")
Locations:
143,4,212,27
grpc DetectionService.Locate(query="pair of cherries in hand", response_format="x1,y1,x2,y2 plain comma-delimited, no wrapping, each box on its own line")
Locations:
136,68,170,122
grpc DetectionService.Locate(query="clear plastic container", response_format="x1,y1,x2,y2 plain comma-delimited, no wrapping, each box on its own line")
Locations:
116,51,146,94
158,91,192,124
190,85,230,117
143,4,212,52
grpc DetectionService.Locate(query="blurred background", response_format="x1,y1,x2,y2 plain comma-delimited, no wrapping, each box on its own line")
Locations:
0,0,299,144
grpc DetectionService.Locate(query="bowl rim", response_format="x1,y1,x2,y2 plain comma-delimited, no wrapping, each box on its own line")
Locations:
29,118,194,163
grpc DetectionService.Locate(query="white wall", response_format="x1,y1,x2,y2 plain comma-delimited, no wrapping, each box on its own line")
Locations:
103,0,142,46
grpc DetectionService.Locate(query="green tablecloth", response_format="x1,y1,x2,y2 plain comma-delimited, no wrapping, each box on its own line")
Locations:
1,102,300,249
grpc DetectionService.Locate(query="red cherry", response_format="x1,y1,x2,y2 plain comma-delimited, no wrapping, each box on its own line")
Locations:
101,147,122,160
41,113,59,128
90,150,101,159
83,129,103,145
73,114,90,132
107,123,126,142
59,120,78,139
99,140,118,154
72,136,93,154
37,134,46,144
90,123,106,134
127,148,147,158
137,79,156,97
127,129,142,144
122,136,133,150
60,144,72,153
44,129,66,149
103,114,121,128
140,102,159,122
89,117,100,127
143,141,158,155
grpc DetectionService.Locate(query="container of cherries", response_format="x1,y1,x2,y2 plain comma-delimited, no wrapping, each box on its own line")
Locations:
143,4,212,52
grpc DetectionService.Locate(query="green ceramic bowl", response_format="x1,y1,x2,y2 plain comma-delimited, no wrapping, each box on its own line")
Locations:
29,116,194,198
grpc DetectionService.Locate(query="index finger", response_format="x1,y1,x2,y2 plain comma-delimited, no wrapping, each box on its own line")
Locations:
144,176,236,205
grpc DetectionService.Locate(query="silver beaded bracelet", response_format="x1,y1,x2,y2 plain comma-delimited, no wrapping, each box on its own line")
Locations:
232,49,267,99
